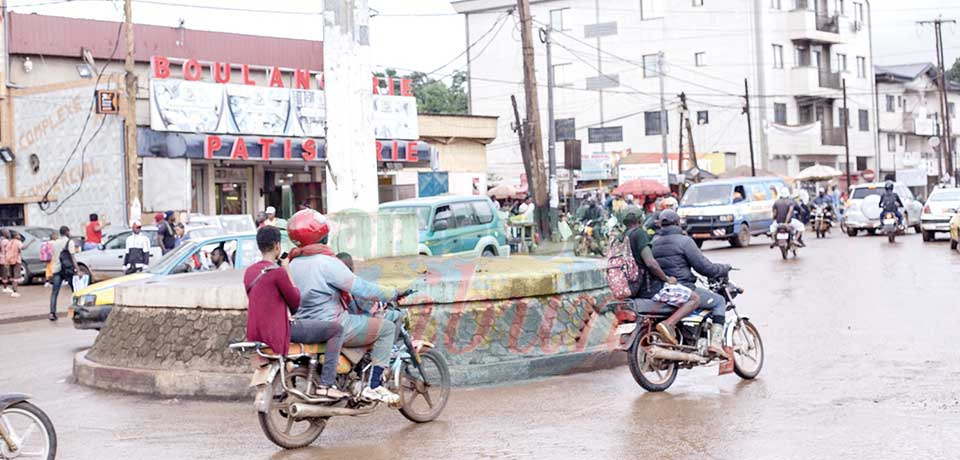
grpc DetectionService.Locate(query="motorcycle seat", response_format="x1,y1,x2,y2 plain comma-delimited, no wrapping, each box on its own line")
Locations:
627,298,674,315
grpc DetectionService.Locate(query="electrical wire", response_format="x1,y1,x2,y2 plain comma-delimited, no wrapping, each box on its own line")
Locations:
422,10,511,77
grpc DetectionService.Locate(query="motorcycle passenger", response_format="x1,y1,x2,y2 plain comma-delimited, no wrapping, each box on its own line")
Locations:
643,196,678,232
286,210,405,404
878,181,904,226
812,188,835,221
621,207,700,346
769,187,806,247
244,226,349,400
651,210,732,355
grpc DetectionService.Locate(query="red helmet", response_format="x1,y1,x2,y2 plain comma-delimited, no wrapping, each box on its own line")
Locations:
287,209,330,247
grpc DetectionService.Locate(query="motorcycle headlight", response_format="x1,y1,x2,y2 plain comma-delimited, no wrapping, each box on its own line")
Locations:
79,294,97,307
718,214,735,222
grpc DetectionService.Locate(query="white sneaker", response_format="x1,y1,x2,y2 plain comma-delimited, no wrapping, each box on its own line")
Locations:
10,292,20,298
1,287,11,293
361,386,400,405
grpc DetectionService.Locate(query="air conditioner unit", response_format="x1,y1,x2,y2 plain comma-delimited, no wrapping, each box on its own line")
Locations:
852,21,862,32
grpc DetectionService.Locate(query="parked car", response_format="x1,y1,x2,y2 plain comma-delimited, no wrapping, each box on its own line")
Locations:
0,226,56,284
920,188,960,242
379,195,509,257
842,182,923,236
69,232,293,330
677,176,788,248
75,224,224,282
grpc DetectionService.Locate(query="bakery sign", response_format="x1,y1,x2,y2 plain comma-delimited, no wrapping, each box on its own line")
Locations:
148,55,419,140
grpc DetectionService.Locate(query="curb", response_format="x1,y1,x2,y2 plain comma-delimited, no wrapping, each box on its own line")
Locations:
0,310,68,325
73,349,627,399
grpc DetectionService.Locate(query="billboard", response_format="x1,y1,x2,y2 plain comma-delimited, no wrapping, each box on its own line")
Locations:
618,163,670,186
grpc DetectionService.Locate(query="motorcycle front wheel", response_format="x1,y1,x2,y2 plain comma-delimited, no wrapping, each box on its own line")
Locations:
398,350,451,423
731,319,764,380
258,367,327,449
779,245,789,260
628,330,679,392
0,401,57,460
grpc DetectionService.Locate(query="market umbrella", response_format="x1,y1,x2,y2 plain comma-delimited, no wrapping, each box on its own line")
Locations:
795,164,843,182
613,179,670,197
487,184,521,199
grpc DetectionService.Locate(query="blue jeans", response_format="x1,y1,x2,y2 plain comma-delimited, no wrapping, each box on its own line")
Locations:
694,286,726,325
290,319,344,387
49,272,73,315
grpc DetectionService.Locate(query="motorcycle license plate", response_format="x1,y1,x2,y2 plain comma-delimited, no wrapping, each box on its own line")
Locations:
615,323,636,336
776,233,789,240
882,218,896,225
250,365,273,387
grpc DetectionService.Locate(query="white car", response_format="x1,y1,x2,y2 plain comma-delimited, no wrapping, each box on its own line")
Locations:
75,225,223,281
920,188,960,242
843,182,923,237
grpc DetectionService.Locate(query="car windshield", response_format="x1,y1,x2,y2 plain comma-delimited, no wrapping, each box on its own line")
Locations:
149,240,200,274
851,187,883,199
380,206,431,231
681,184,732,207
929,190,960,202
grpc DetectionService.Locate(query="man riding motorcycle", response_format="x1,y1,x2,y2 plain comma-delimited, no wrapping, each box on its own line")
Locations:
651,210,732,355
643,196,678,232
769,187,806,247
578,197,605,224
286,210,406,404
878,181,904,226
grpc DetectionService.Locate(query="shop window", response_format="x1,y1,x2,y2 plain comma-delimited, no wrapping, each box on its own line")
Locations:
216,182,247,215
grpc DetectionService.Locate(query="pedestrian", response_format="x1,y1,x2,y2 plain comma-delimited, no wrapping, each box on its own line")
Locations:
518,196,536,222
48,226,78,321
5,231,23,298
0,229,10,293
261,206,279,228
123,221,151,274
84,213,108,251
173,223,186,248
156,211,177,255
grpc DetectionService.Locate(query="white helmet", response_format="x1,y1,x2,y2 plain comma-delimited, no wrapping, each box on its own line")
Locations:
779,186,791,199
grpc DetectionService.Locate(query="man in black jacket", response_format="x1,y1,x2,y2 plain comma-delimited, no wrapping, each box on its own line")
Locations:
651,210,731,355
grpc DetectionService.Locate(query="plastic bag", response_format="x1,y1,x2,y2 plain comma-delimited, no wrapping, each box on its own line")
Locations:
72,274,89,292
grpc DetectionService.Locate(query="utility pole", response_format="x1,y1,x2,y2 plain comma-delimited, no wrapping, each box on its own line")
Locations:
123,0,138,222
842,78,851,186
323,0,377,213
743,78,756,177
679,92,699,183
511,95,531,190
541,26,558,232
677,104,684,179
658,52,668,165
919,17,957,184
516,0,549,238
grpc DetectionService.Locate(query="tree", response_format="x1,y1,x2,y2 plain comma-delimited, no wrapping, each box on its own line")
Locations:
947,57,960,83
374,69,468,115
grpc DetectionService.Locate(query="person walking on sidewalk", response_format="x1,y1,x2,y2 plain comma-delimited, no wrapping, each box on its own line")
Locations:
48,226,78,321
156,211,177,255
0,229,10,293
4,231,23,298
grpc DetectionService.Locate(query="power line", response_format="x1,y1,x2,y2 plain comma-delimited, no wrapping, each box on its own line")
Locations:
422,10,511,77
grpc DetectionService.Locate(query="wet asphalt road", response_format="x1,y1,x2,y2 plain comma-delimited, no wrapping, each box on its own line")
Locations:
2,232,959,459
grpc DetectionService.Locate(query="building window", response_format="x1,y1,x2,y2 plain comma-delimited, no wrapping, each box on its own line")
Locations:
553,62,572,87
838,0,845,15
853,2,864,22
693,0,704,5
858,109,869,131
697,110,709,125
856,56,866,78
644,111,667,135
887,133,896,152
771,0,782,9
643,54,660,78
550,8,567,31
897,95,902,108
774,103,787,124
641,0,664,20
772,44,784,69
839,108,850,127
856,156,868,171
694,52,706,67
898,134,904,146
794,45,810,67
836,53,847,72
885,95,895,112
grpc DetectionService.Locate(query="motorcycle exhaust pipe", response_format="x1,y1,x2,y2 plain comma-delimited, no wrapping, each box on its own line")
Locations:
647,346,708,363
288,402,378,419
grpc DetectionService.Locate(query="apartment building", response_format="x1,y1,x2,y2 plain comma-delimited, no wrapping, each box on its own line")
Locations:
875,62,959,195
452,0,878,185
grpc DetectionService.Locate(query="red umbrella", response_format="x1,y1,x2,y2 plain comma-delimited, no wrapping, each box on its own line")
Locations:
613,179,669,197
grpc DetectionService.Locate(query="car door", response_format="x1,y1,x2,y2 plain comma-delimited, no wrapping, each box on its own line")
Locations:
94,231,132,278
897,185,920,225
427,205,458,256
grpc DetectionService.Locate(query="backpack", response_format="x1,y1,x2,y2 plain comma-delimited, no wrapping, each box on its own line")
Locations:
58,242,75,276
605,228,642,300
39,240,53,262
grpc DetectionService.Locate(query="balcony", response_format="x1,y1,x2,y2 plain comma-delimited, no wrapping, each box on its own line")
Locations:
787,4,844,44
818,71,841,90
815,13,840,34
821,126,846,146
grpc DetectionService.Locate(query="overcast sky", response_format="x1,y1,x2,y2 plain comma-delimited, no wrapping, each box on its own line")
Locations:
9,0,959,75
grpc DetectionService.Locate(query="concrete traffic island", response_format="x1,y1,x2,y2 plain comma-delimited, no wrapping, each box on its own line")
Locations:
74,255,622,398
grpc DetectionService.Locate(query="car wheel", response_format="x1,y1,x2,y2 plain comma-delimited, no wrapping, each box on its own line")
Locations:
19,264,31,285
922,230,934,242
847,228,858,237
914,224,922,234
77,264,93,281
730,224,750,248
951,239,958,251
694,239,703,248
481,247,496,257
867,229,877,236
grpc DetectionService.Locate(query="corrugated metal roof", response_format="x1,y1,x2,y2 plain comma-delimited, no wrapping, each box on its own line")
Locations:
8,13,323,70
874,62,935,81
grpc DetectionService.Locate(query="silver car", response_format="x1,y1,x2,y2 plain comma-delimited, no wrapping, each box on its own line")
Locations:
920,187,960,242
842,182,923,237
75,225,223,281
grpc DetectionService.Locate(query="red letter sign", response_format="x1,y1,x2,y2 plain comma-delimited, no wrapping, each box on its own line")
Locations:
152,55,171,79
258,138,275,160
230,137,249,160
301,139,317,161
295,69,311,89
214,62,231,83
283,139,293,160
268,66,284,88
242,64,256,85
183,59,202,81
375,140,384,161
204,135,222,159
400,78,414,97
407,141,418,161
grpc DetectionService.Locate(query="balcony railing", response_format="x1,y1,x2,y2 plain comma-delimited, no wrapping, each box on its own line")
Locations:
902,113,915,133
821,125,846,146
816,13,840,33
818,71,841,90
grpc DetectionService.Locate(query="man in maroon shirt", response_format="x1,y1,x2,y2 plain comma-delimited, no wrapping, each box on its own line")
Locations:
244,226,348,400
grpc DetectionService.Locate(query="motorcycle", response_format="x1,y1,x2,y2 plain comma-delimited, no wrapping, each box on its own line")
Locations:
573,220,604,257
229,293,451,449
811,204,833,239
0,394,57,460
609,274,764,392
882,210,903,244
772,223,799,260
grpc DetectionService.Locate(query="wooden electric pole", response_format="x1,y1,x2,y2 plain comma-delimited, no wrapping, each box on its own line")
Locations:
918,18,957,184
516,0,549,237
743,78,756,177
842,78,851,186
123,0,139,222
680,92,699,173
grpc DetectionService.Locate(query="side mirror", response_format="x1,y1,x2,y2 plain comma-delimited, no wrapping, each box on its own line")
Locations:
433,220,449,232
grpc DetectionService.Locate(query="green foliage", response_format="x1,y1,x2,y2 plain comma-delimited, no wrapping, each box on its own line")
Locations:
374,69,468,115
948,57,960,83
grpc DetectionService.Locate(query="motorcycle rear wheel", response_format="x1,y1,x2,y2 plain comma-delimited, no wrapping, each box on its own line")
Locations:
628,330,679,392
732,319,764,380
398,350,451,423
779,245,789,260
258,368,327,449
888,232,896,243
0,401,57,460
